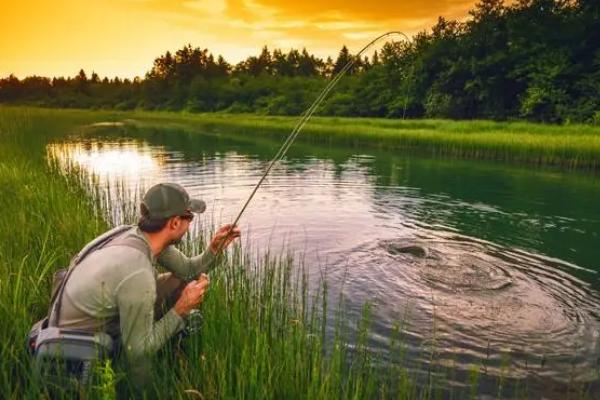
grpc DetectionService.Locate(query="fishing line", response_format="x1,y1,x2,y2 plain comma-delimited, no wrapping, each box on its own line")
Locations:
228,31,410,232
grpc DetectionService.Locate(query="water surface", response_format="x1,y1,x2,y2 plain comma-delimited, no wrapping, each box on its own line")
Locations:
48,126,600,398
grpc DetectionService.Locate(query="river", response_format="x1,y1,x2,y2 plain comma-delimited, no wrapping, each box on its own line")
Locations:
48,125,600,398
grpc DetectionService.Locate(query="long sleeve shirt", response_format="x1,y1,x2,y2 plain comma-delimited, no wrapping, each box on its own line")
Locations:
57,226,215,361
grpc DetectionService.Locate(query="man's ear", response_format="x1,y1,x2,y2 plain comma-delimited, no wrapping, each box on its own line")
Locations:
168,216,179,231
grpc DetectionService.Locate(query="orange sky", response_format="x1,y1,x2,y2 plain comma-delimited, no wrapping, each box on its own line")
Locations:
0,0,477,79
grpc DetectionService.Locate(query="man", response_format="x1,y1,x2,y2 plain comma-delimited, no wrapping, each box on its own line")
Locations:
54,182,240,381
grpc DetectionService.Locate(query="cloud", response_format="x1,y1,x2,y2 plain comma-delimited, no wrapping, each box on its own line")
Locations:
249,0,475,22
131,0,476,36
129,0,477,55
120,0,474,69
183,0,227,16
2,0,480,78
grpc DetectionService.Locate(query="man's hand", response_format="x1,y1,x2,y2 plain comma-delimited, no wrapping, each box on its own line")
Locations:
174,274,210,317
209,224,241,254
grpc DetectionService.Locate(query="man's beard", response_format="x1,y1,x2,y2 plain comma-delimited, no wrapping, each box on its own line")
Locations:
169,231,188,246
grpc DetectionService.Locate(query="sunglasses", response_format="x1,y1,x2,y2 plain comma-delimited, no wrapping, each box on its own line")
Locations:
179,213,194,221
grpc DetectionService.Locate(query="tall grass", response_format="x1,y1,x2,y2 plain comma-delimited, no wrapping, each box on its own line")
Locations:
0,107,111,398
0,106,597,399
0,107,431,399
3,105,600,171
123,110,600,172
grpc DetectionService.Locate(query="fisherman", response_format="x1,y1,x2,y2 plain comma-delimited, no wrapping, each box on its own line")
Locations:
47,182,240,384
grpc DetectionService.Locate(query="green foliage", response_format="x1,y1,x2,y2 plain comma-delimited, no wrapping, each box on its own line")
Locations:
424,88,455,119
1,1,598,123
92,360,116,400
321,92,357,116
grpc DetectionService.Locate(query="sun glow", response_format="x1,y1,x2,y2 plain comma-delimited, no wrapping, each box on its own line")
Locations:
1,0,477,78
48,141,164,182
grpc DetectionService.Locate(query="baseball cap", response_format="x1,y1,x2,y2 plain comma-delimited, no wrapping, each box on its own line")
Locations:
141,183,206,219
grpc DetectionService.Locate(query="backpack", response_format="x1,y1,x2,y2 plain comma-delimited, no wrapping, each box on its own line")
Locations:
27,225,150,386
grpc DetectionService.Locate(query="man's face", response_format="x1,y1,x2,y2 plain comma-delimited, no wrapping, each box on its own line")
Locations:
168,215,193,245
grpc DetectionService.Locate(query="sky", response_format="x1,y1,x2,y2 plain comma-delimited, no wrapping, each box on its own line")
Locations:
0,0,477,79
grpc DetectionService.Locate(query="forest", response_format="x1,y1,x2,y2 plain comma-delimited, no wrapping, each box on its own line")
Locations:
1,0,599,123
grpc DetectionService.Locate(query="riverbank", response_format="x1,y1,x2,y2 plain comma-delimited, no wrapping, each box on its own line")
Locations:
117,110,600,172
3,106,600,171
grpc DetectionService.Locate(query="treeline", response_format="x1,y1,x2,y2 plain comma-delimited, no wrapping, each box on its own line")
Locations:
1,0,599,123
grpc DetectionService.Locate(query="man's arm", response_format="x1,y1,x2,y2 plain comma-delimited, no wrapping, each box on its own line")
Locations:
115,268,184,360
157,246,215,282
157,224,241,281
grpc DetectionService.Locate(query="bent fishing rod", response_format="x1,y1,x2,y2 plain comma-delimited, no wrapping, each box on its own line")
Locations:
222,31,410,241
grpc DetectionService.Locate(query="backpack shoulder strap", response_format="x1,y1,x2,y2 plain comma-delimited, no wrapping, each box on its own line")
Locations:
48,225,134,327
103,234,152,261
71,225,133,266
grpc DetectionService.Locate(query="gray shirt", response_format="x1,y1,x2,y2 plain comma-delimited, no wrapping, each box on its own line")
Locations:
57,226,215,360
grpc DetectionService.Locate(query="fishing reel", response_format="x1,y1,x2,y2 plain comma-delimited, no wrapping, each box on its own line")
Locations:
183,309,204,336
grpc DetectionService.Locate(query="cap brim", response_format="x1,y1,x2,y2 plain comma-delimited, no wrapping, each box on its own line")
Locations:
189,198,206,214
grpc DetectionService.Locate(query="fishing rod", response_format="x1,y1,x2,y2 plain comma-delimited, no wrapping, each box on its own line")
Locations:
223,31,410,240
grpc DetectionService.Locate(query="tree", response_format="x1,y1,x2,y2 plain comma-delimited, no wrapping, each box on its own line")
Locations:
286,49,301,76
1,0,598,122
332,46,354,75
298,48,320,76
76,69,87,83
148,51,175,79
237,46,272,76
323,56,334,78
371,50,380,66
0,74,22,101
271,49,293,76
215,55,231,77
